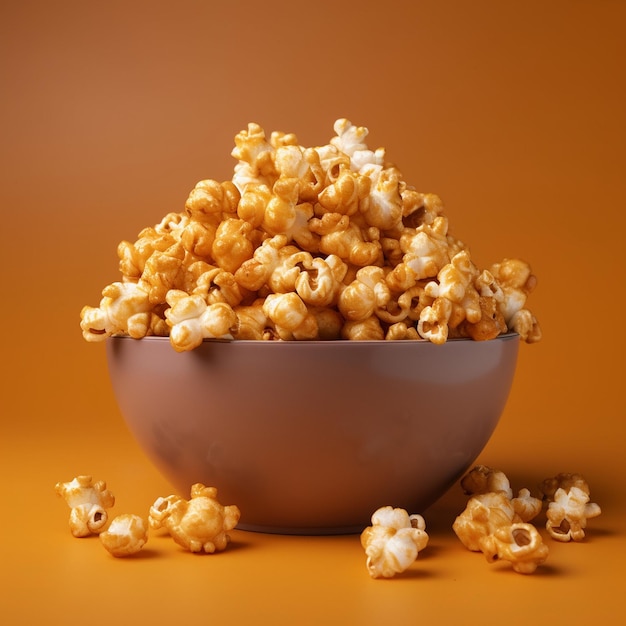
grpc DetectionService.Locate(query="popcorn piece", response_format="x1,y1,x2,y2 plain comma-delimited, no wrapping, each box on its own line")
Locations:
262,177,319,252
452,491,548,574
460,465,541,523
185,179,240,223
540,473,601,542
545,487,602,542
80,282,154,342
341,316,385,340
539,472,590,501
385,321,420,340
417,296,453,344
55,476,115,538
262,292,318,340
164,291,238,351
509,308,542,343
149,484,240,554
360,506,429,579
399,216,451,282
100,514,149,557
330,118,385,171
138,242,188,304
480,522,549,575
234,234,299,292
211,218,256,273
231,123,277,192
117,226,178,281
461,465,514,499
232,303,272,340
460,295,507,341
359,164,403,231
453,491,518,552
309,306,344,340
317,167,369,216
338,266,390,322
424,250,481,325
294,254,347,308
193,267,248,308
489,258,538,326
512,488,543,524
310,213,382,267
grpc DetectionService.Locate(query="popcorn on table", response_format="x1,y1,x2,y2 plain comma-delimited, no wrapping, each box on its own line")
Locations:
55,475,116,538
360,506,429,579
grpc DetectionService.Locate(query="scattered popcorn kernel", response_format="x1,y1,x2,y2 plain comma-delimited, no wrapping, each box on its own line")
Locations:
81,119,541,350
480,522,549,574
461,465,514,499
55,476,115,538
512,488,543,524
149,484,240,554
360,506,429,579
100,514,148,557
452,491,548,574
539,472,590,501
460,465,541,523
540,473,601,542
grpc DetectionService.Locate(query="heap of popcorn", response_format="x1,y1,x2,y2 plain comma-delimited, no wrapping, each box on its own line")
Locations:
80,119,541,352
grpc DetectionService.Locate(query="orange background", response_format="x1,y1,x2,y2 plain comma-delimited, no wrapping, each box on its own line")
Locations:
1,1,624,624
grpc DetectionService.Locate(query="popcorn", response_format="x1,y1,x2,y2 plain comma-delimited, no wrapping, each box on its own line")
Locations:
100,514,149,557
148,484,240,553
81,119,542,350
211,218,256,273
80,282,155,342
338,266,390,322
540,473,601,542
453,466,549,574
55,476,116,538
460,465,542,522
294,254,347,307
164,291,238,352
360,506,429,578
452,491,549,574
479,522,549,575
461,464,514,499
262,292,318,340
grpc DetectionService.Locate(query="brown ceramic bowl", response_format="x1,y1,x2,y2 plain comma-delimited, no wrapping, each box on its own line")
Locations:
106,334,519,534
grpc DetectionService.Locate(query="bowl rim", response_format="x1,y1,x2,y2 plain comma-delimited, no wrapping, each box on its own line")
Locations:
106,332,519,347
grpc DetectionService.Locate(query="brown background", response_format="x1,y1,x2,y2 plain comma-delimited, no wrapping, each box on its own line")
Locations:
1,1,624,624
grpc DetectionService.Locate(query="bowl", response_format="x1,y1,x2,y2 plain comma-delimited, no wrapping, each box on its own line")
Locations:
105,334,519,534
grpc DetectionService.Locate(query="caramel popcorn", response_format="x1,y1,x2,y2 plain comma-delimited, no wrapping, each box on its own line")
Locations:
100,514,149,557
453,491,549,574
453,466,549,574
55,476,116,538
81,119,541,350
460,465,542,523
148,484,240,554
360,506,429,579
540,473,601,542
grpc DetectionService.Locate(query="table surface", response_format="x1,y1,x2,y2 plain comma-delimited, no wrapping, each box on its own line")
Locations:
1,420,623,626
